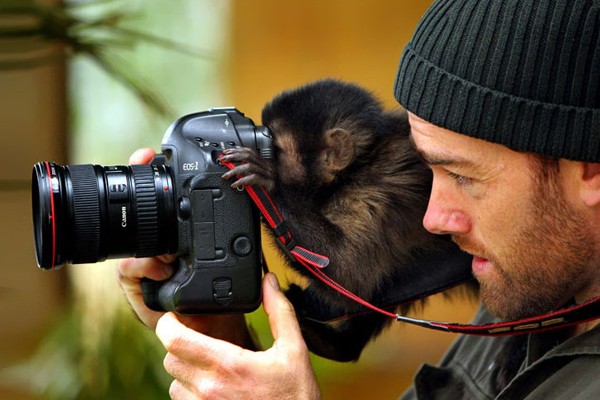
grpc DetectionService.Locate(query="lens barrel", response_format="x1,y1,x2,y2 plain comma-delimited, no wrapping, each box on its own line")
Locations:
32,162,177,270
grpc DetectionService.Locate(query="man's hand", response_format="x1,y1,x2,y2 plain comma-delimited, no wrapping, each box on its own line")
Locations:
118,254,175,329
117,255,254,346
157,273,321,400
119,148,321,399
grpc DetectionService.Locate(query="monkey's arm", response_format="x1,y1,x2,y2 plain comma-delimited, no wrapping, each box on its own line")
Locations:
286,283,392,362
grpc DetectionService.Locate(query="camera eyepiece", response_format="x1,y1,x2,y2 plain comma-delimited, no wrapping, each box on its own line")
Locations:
32,161,177,270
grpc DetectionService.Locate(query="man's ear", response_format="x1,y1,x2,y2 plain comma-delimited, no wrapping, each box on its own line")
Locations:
580,162,600,207
323,128,354,172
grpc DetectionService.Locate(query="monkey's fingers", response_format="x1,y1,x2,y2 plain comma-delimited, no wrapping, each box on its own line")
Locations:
225,165,273,188
222,162,259,179
230,173,274,190
222,157,273,179
221,147,263,164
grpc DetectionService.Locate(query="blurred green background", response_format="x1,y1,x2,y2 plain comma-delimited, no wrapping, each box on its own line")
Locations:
0,0,477,399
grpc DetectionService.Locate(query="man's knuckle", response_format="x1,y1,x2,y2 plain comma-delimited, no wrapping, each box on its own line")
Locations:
168,380,182,399
163,334,185,354
163,352,175,372
197,378,220,398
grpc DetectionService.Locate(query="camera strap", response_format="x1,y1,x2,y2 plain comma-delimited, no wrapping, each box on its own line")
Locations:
220,157,600,336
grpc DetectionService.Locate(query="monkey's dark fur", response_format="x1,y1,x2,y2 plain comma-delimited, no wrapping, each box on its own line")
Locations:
221,79,472,362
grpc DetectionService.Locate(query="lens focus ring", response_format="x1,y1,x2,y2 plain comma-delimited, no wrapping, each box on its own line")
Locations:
68,165,101,263
131,165,160,257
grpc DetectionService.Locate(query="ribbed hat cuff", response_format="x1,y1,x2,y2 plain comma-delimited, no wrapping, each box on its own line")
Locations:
395,44,600,163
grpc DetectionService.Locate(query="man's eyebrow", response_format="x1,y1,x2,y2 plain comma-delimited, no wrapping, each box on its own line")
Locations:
408,135,478,168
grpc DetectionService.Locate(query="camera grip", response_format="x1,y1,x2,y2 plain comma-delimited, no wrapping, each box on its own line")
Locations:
142,258,196,314
141,277,166,312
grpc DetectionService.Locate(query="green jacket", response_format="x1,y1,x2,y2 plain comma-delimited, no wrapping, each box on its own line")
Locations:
400,307,600,399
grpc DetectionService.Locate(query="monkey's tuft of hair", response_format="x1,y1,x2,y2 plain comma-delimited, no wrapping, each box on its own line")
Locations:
262,78,386,143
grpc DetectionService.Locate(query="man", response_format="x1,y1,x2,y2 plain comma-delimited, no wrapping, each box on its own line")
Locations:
118,0,600,398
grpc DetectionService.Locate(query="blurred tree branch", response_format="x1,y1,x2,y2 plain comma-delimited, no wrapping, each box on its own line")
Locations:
0,0,209,118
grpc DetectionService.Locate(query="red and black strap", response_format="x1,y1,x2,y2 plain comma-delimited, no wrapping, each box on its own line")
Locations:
220,156,600,336
395,296,600,336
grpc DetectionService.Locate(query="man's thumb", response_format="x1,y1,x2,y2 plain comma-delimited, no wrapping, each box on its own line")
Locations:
262,273,304,344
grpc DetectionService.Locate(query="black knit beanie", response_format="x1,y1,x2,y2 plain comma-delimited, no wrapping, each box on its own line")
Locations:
394,0,600,162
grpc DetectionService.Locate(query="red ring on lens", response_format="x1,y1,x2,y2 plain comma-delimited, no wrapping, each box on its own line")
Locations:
43,161,57,270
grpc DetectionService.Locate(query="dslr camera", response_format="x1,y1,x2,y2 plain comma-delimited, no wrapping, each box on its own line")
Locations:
32,108,272,315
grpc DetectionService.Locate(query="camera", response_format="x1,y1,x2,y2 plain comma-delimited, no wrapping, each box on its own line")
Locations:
32,108,272,315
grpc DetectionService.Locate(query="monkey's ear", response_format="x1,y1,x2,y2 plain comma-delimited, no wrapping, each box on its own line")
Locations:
323,128,354,172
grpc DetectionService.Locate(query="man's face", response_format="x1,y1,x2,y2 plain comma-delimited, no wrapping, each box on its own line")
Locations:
408,113,597,320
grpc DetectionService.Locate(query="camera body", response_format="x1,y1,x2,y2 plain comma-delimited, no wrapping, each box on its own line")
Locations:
32,108,272,315
143,108,271,314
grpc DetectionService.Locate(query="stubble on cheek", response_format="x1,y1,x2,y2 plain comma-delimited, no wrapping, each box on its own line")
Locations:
451,236,518,319
454,186,595,320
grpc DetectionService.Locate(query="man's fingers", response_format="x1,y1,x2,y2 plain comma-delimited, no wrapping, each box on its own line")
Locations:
156,312,244,365
155,278,320,400
163,353,199,390
118,257,173,284
169,379,199,400
129,147,156,164
157,254,177,264
262,273,305,346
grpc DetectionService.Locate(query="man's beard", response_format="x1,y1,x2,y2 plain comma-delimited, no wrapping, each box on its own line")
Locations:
453,164,595,320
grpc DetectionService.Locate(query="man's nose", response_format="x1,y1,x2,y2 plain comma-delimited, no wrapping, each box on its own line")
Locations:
422,187,471,235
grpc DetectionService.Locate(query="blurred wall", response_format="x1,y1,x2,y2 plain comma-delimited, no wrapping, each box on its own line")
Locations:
0,48,67,399
224,1,478,398
226,0,433,116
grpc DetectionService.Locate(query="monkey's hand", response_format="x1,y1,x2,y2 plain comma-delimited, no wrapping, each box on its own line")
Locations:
221,147,275,192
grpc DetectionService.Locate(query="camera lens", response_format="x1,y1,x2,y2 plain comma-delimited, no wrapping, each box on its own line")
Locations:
32,162,177,270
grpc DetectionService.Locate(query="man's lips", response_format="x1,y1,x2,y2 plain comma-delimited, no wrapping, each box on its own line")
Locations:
451,237,494,276
472,256,493,276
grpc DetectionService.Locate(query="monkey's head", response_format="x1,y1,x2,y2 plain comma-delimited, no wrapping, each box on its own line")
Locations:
261,79,389,190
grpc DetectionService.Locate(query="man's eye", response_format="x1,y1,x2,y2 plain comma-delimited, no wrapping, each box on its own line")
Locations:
448,171,473,186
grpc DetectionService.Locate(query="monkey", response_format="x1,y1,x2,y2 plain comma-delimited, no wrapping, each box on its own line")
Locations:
220,79,474,362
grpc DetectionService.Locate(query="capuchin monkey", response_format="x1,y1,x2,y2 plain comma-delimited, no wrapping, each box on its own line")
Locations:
221,79,473,362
